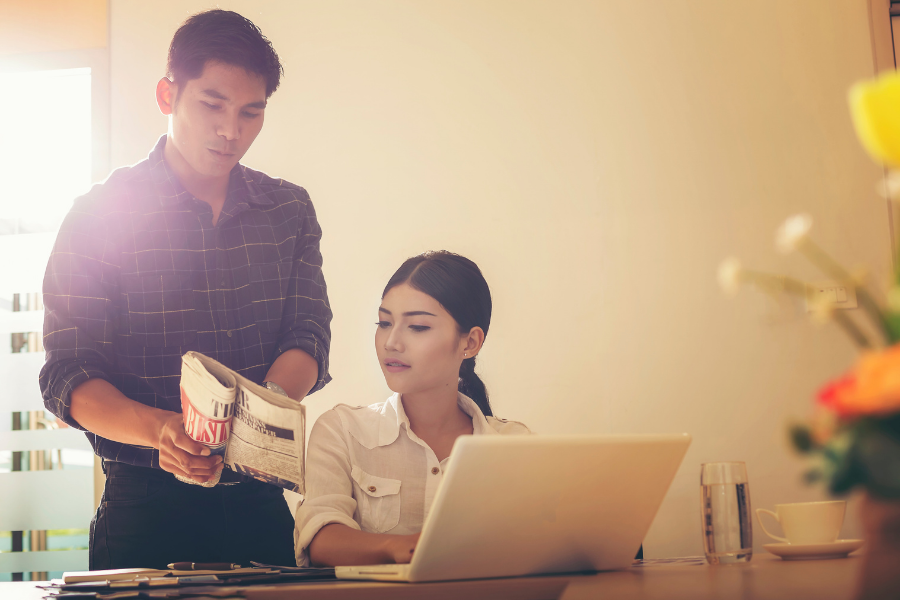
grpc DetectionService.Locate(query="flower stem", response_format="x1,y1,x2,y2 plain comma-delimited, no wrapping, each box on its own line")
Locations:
742,269,873,349
830,310,874,349
798,239,891,344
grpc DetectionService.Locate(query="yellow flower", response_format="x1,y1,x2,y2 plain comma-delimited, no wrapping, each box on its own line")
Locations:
849,71,900,168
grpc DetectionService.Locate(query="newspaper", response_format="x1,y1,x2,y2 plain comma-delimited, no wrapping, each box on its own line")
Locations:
177,351,305,493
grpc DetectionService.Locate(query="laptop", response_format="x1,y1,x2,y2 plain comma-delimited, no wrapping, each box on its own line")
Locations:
335,433,691,582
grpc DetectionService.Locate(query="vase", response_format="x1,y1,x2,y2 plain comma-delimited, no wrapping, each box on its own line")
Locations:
856,493,900,599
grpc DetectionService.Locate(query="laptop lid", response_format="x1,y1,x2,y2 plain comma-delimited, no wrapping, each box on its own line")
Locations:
406,433,691,582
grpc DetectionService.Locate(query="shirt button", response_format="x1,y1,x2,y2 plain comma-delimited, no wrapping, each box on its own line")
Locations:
368,486,377,493
226,330,233,338
431,467,440,475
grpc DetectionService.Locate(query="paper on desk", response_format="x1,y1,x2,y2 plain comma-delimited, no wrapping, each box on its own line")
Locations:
63,568,169,583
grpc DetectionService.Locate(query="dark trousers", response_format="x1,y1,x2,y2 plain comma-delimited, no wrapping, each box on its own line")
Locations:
90,461,295,569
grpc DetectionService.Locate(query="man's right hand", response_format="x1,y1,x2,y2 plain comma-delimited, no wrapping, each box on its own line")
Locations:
69,379,223,483
157,412,222,483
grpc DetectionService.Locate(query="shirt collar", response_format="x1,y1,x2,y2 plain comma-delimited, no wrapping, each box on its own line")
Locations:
148,135,192,207
147,135,274,209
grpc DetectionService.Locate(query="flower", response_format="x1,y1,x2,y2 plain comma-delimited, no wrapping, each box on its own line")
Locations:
849,71,900,168
817,373,861,418
776,213,813,254
818,346,900,418
717,257,743,295
721,73,900,500
810,407,839,447
808,295,836,325
876,170,900,200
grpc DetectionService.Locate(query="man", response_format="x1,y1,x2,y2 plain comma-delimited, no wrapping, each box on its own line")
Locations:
39,10,331,569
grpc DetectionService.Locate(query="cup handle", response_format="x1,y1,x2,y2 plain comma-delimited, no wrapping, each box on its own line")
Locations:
756,509,789,543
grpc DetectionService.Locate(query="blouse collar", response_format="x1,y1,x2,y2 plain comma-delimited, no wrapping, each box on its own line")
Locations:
347,392,497,450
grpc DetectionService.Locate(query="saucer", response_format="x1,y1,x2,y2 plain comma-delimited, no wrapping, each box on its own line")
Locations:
763,539,864,560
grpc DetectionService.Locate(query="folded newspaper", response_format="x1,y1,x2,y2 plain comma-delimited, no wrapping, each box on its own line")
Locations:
177,351,305,493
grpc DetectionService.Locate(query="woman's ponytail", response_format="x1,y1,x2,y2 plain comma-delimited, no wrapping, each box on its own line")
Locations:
458,356,491,417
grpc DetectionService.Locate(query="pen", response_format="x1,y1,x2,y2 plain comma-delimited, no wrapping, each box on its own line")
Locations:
167,562,241,570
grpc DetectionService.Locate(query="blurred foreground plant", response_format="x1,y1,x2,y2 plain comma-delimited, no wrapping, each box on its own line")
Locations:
718,72,900,500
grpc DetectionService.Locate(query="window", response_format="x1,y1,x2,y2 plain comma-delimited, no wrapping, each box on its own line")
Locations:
0,67,92,234
0,47,108,582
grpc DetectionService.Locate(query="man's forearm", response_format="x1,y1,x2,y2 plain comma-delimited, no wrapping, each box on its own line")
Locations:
263,348,319,401
69,379,169,448
70,378,222,482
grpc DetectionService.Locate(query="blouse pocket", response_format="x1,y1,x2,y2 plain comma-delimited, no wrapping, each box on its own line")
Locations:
120,272,196,347
350,466,402,533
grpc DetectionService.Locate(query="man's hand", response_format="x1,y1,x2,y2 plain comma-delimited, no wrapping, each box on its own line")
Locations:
387,533,421,564
69,379,222,483
157,412,222,483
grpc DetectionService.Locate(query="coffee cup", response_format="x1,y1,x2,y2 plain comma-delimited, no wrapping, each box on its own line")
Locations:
755,501,846,544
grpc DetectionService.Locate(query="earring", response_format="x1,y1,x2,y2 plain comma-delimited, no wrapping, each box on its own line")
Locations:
464,352,467,357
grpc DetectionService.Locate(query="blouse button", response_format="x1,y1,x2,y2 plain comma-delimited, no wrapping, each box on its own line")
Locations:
368,485,376,492
431,467,440,475
226,330,233,338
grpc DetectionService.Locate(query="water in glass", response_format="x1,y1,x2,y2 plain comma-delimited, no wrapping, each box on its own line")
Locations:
701,481,753,564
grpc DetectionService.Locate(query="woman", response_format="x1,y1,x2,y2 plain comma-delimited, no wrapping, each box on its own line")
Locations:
294,251,530,567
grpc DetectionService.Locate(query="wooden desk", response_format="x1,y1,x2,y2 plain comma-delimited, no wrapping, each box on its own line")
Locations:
246,554,861,600
0,554,862,600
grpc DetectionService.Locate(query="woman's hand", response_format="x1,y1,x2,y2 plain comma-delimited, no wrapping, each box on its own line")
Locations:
309,525,421,567
386,532,421,564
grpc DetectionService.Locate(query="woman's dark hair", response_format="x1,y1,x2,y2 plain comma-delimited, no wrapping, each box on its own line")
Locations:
383,251,493,417
167,9,283,98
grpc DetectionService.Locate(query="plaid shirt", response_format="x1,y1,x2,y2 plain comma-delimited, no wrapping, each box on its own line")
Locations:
40,136,332,469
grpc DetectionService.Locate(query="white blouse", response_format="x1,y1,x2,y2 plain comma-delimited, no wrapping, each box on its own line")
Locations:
293,392,531,566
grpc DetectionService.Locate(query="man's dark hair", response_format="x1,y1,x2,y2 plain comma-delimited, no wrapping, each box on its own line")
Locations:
167,9,283,98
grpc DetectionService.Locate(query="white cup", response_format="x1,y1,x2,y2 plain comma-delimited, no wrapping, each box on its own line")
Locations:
755,501,846,544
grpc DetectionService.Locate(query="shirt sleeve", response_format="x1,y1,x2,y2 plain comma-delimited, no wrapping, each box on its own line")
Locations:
294,409,361,566
274,188,332,394
39,197,119,430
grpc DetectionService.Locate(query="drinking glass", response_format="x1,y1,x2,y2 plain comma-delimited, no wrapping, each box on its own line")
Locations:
700,462,753,564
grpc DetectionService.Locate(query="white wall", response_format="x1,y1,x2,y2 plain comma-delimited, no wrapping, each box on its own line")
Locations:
109,0,890,557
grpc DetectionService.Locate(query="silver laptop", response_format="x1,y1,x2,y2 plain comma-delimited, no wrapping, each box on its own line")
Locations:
336,433,691,582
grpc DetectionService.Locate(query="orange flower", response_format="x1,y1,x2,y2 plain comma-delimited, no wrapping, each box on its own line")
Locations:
810,406,840,446
817,345,900,418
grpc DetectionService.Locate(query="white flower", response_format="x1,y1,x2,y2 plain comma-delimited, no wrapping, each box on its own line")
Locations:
808,296,835,325
776,214,813,254
877,170,900,200
717,257,743,295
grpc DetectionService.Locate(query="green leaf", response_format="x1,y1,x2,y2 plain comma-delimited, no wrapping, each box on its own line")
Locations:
803,468,824,484
822,428,864,495
883,313,900,344
790,424,817,453
856,418,900,499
